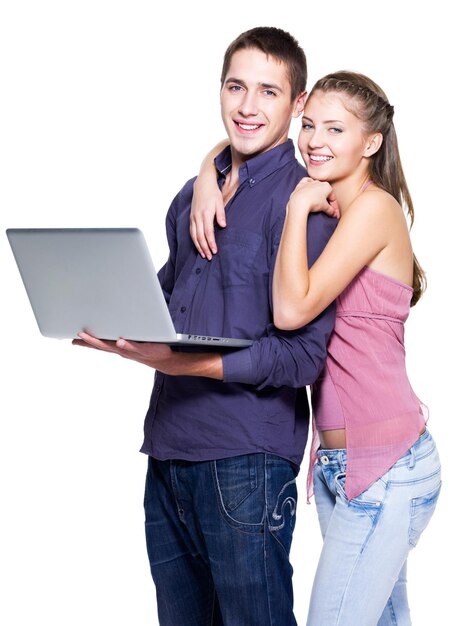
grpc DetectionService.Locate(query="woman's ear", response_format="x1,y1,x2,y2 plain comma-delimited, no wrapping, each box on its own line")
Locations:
365,132,383,157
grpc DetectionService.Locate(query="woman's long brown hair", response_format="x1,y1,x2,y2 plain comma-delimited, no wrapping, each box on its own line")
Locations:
310,71,426,305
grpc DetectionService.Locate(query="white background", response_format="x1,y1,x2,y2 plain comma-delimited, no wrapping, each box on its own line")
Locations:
1,1,472,624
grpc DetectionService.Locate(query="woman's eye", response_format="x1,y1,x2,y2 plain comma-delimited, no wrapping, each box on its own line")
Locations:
302,123,314,131
329,127,343,134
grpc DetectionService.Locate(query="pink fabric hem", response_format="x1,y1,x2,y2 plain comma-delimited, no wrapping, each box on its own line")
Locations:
344,409,427,501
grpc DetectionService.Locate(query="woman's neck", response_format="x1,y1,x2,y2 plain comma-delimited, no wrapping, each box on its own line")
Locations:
330,173,372,214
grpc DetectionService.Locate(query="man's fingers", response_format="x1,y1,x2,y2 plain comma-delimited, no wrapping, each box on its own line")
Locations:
116,338,141,351
75,332,118,353
72,339,97,349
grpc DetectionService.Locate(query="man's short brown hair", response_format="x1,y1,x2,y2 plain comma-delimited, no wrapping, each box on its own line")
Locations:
221,26,307,101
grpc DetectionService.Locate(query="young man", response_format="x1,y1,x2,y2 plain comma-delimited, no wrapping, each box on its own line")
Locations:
75,27,336,625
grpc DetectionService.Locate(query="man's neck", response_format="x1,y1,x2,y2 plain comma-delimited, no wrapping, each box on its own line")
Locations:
221,147,246,206
221,168,241,206
221,139,290,206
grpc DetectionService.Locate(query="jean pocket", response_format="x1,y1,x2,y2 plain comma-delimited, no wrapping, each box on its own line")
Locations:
334,471,348,501
409,481,442,547
213,455,264,529
352,477,387,508
335,472,386,524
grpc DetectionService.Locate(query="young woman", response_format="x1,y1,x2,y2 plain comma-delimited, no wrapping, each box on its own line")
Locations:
190,71,441,626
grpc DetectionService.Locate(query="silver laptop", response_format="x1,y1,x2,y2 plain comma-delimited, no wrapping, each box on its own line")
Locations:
6,228,253,348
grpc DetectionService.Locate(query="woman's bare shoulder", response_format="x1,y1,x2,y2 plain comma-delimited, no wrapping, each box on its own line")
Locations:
345,187,404,226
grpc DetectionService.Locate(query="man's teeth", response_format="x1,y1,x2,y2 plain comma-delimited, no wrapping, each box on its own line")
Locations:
310,155,333,162
239,123,260,130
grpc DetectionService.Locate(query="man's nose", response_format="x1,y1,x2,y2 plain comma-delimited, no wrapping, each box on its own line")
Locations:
239,91,259,117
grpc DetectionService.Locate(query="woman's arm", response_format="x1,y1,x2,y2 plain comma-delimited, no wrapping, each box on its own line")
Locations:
273,181,396,330
190,139,229,259
190,156,340,260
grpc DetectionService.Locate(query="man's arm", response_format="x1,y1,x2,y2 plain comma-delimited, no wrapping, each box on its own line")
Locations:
156,192,178,303
74,212,335,385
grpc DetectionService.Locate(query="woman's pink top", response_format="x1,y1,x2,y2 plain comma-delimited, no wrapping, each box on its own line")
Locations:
309,266,427,501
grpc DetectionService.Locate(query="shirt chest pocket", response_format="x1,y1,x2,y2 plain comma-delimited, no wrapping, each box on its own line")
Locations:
217,229,264,289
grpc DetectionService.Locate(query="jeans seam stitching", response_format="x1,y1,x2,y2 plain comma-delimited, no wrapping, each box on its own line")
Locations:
389,467,441,486
211,459,264,533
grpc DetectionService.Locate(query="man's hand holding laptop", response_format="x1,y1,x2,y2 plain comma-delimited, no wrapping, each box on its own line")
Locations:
73,332,224,379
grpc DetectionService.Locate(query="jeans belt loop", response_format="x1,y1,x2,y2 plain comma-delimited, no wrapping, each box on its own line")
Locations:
409,446,416,469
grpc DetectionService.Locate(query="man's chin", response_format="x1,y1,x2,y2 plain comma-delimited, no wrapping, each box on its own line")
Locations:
229,137,267,160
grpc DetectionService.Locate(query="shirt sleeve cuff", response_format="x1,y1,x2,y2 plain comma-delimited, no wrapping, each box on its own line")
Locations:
222,348,255,385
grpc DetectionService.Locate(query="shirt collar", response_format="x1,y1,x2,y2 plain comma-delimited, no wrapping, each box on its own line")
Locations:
214,140,297,188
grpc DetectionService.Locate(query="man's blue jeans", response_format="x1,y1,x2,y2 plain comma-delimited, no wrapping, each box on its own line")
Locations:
144,453,299,626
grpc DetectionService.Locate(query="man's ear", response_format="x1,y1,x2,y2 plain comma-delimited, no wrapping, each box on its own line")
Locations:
365,132,383,157
292,91,307,118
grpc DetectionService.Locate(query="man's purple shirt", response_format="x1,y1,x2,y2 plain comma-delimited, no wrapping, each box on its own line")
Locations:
140,140,336,467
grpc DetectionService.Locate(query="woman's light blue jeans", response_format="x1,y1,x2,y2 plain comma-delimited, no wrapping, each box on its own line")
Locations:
307,430,441,626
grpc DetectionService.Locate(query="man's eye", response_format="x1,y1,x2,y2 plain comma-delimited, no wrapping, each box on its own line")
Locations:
229,85,243,92
262,90,276,96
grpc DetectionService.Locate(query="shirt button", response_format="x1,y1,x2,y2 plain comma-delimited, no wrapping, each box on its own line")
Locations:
180,306,187,313
320,455,330,465
195,268,201,274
